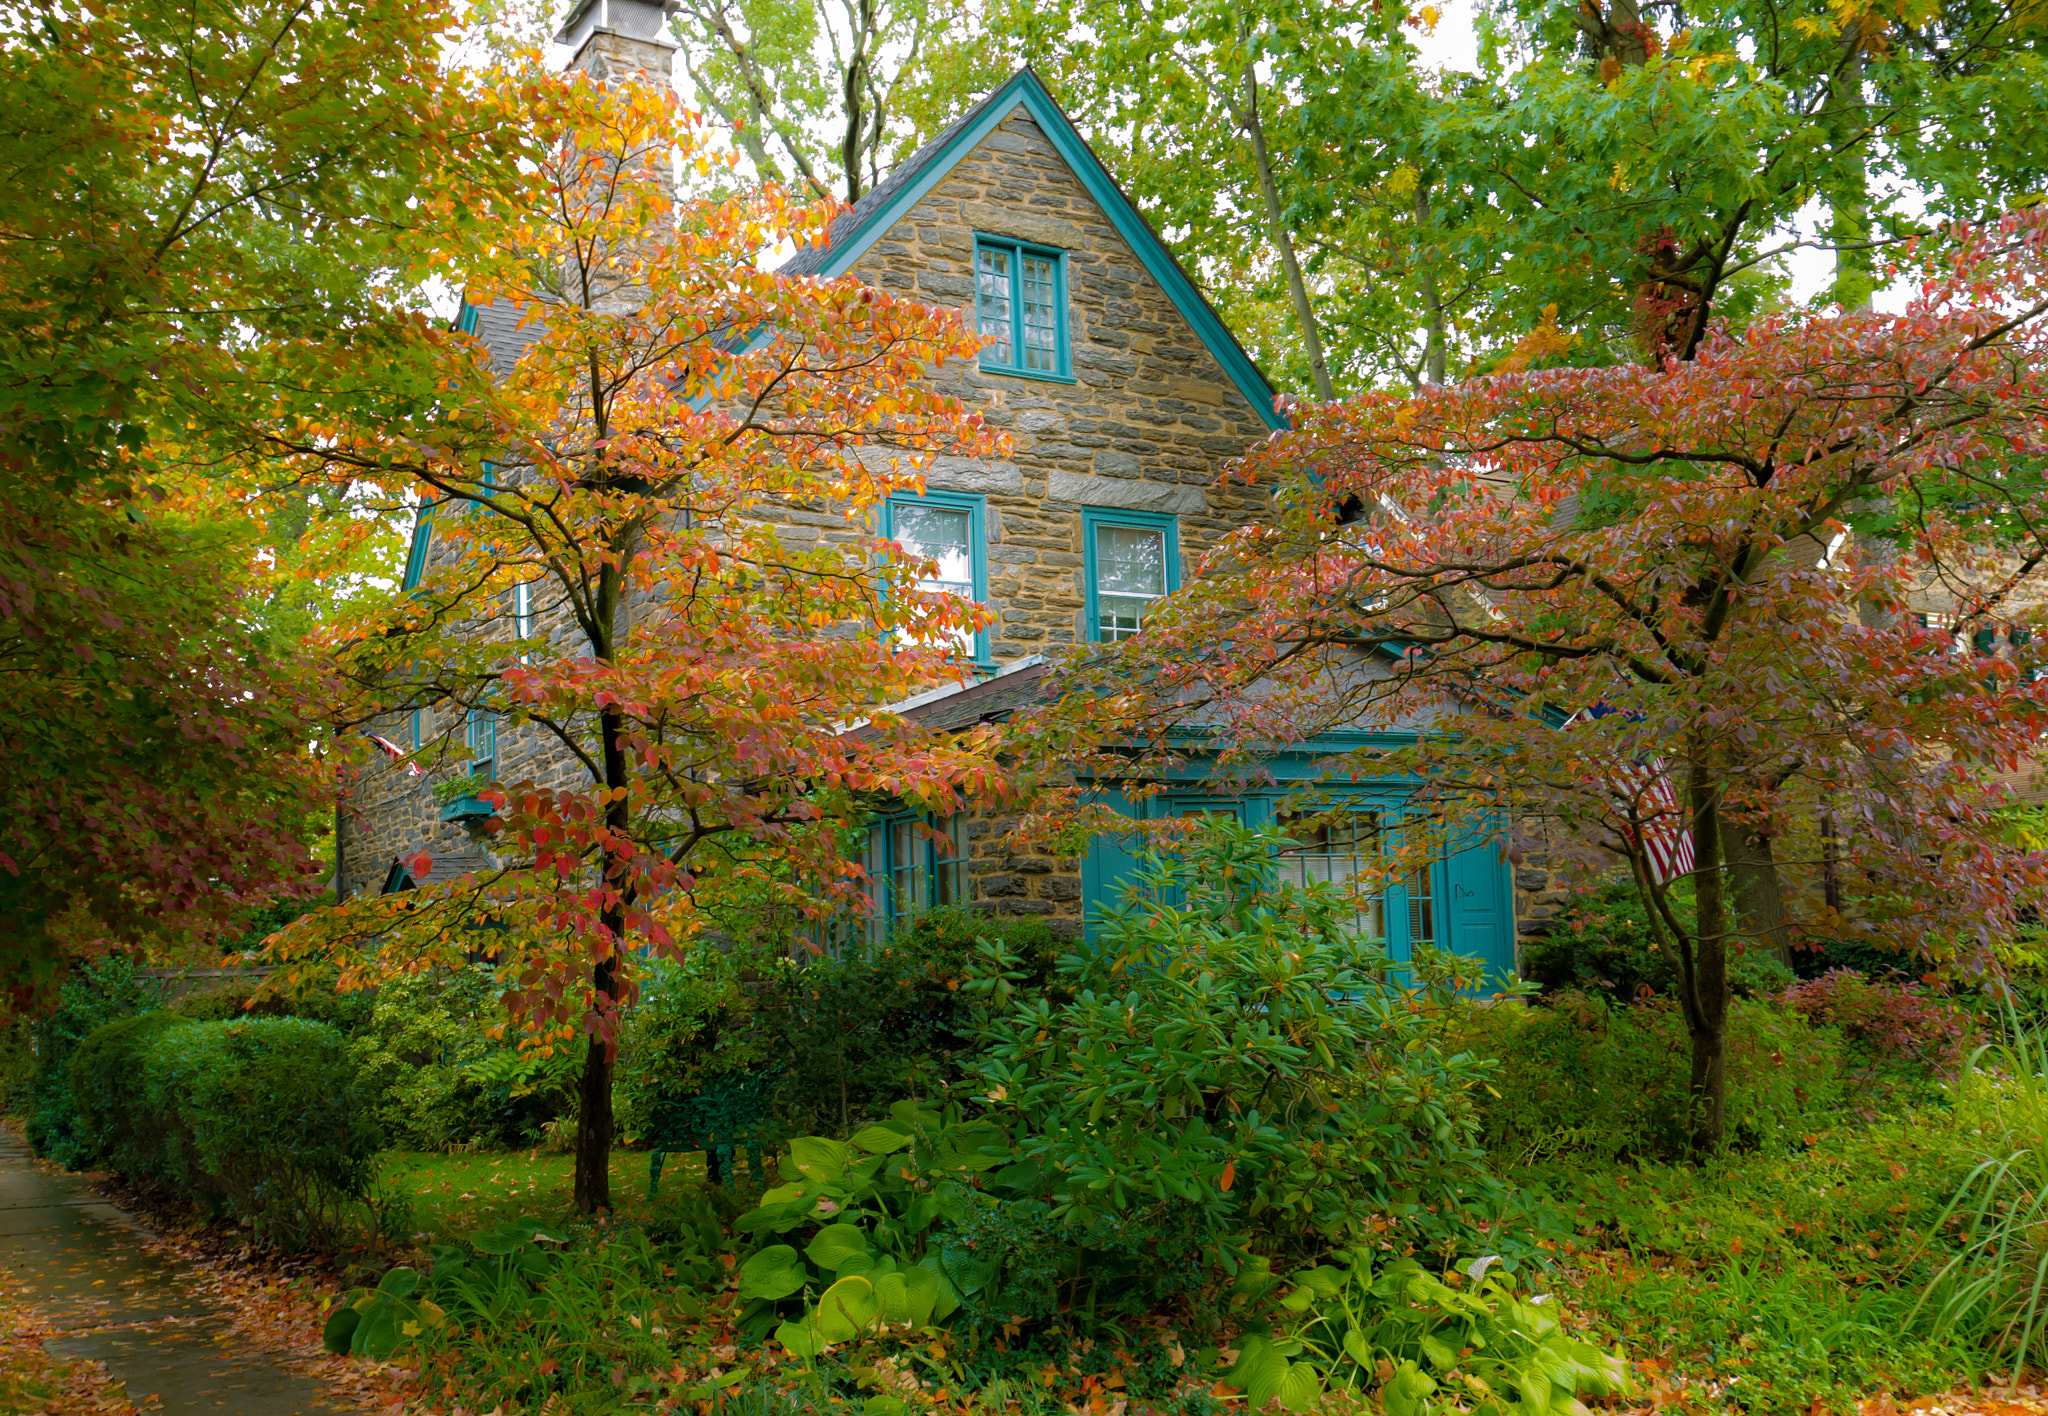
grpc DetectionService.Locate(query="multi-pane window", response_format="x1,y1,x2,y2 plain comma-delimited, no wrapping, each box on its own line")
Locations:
1276,811,1386,939
975,236,1069,378
1085,510,1178,643
467,707,497,781
513,580,535,660
886,491,988,662
829,814,965,952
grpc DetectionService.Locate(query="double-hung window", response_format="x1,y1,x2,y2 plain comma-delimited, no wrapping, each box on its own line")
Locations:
513,580,536,662
467,706,497,782
884,490,989,664
975,235,1070,380
1083,508,1178,643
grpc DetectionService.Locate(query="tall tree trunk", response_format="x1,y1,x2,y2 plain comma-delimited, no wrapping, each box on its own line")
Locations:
1823,45,1873,312
1234,49,1335,402
1416,179,1446,386
573,699,634,1212
1720,821,1793,967
1681,748,1731,1155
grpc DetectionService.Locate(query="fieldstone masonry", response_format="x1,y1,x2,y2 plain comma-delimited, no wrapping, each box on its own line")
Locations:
336,74,1550,965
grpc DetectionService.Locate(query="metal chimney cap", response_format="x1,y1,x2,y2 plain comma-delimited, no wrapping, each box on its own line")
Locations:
553,0,680,47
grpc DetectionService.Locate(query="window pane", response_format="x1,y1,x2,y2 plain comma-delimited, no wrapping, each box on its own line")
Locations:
1277,811,1385,939
1407,865,1434,946
1095,523,1165,642
976,247,1012,364
893,502,976,658
890,819,926,934
1020,253,1059,372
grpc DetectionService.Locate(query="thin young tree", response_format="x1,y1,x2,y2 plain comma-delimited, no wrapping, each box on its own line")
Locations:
267,64,1011,1210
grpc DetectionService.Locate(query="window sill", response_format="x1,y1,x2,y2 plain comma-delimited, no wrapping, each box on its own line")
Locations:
977,362,1077,386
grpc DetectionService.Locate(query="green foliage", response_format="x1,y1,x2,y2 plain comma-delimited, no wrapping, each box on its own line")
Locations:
733,1105,1001,1348
167,976,372,1033
1511,1103,1989,1415
348,966,567,1151
24,954,160,1168
1524,878,1791,1000
1460,990,1847,1161
136,1017,380,1247
760,908,1059,1140
616,953,767,1143
969,825,1501,1254
1225,1250,1631,1415
327,1213,733,1409
1778,968,1971,1105
1917,1022,2048,1382
66,1010,185,1180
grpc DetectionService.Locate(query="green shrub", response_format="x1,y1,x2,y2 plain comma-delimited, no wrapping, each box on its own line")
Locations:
1777,967,1970,1103
141,1016,379,1246
969,823,1502,1257
348,966,561,1151
24,954,160,1167
168,975,372,1034
67,1010,184,1179
1461,989,1847,1160
1525,877,1792,999
1227,1249,1632,1415
758,908,1060,1140
616,952,767,1144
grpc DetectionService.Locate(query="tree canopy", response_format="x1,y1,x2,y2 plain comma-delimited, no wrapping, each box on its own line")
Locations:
0,0,521,1009
264,63,1014,1210
1012,213,2048,1151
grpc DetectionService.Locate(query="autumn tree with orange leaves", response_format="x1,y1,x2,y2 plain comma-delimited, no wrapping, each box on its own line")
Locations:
265,67,1011,1210
1015,214,2048,1156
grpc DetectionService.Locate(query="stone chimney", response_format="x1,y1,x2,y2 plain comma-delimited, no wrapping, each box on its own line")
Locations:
555,0,680,87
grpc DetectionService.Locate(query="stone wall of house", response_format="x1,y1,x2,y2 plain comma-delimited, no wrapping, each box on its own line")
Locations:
794,105,1278,664
959,808,1086,938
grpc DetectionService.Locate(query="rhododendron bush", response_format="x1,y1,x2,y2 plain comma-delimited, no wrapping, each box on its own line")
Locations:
1016,212,2048,1154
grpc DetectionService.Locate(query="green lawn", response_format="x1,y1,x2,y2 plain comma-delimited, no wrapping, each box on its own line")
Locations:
380,1144,757,1243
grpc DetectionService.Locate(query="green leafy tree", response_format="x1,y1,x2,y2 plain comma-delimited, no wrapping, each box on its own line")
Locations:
0,0,516,1009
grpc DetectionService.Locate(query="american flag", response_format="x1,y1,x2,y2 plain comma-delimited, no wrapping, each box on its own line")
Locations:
1564,709,1694,883
1613,755,1695,884
364,732,425,778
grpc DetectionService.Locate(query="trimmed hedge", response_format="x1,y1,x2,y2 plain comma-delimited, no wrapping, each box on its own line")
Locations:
70,1013,378,1248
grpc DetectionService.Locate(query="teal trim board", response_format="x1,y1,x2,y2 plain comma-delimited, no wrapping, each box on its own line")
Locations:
795,70,1286,432
401,506,435,593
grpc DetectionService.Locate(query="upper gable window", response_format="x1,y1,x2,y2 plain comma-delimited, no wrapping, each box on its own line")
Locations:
975,235,1071,381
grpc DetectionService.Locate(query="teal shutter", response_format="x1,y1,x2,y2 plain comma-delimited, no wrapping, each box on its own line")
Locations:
1079,789,1146,943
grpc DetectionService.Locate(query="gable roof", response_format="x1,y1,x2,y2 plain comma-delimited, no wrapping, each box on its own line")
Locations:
779,68,1287,433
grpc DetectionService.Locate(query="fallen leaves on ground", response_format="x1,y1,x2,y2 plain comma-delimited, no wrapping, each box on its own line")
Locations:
0,1278,138,1415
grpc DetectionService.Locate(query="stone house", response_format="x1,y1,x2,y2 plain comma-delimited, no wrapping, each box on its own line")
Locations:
333,0,1532,981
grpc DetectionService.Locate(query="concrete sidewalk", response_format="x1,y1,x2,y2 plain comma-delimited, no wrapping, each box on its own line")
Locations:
0,1133,349,1414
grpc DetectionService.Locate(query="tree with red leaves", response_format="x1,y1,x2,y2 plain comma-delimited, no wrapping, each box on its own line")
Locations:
265,67,1011,1211
1016,213,2048,1154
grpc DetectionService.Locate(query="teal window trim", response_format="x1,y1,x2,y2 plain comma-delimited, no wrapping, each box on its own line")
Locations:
467,707,497,781
882,488,992,666
401,507,435,593
1082,506,1180,644
409,708,422,752
865,811,967,945
456,299,480,335
973,233,1074,382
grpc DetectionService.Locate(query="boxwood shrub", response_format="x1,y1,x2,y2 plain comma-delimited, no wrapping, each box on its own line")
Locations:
70,1013,378,1247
